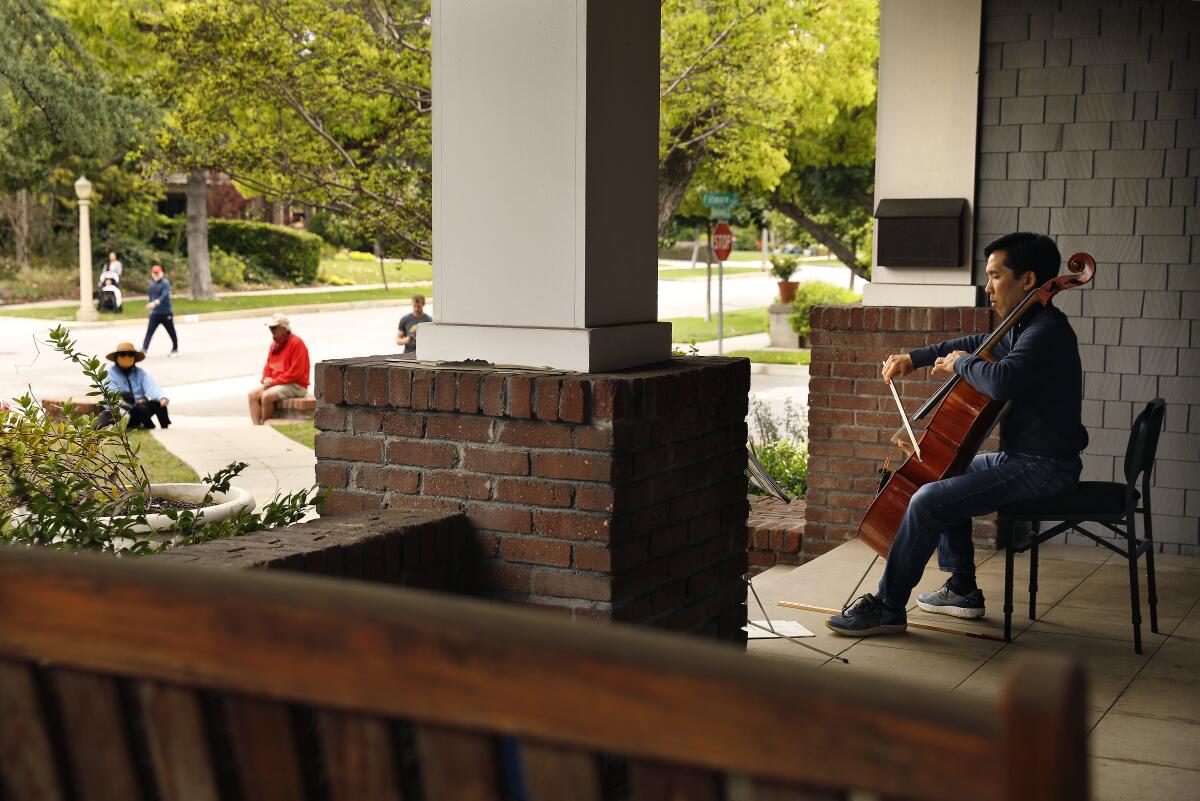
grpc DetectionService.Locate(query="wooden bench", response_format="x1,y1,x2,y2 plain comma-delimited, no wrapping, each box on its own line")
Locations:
0,547,1087,801
274,395,316,420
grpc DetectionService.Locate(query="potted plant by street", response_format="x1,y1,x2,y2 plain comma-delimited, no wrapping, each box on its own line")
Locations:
0,327,320,553
770,255,801,303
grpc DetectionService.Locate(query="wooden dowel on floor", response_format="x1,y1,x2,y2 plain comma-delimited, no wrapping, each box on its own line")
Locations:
777,601,1007,643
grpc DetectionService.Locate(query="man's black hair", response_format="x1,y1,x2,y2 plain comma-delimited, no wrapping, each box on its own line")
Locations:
983,232,1061,287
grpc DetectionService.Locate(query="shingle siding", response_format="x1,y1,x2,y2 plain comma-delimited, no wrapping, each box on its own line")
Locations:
976,0,1200,554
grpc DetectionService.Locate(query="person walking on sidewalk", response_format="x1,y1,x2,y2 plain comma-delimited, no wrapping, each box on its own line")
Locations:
100,342,171,429
142,264,179,357
396,294,431,354
249,313,310,425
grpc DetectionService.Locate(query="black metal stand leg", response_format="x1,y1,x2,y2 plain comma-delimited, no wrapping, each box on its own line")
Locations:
1004,534,1014,643
1144,505,1159,634
1029,533,1039,621
1126,518,1143,655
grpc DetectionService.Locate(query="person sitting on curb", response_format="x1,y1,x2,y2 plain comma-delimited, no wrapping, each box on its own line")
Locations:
249,313,310,425
100,343,171,429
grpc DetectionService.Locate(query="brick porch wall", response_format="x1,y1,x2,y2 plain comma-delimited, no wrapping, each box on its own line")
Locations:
313,356,750,642
804,305,998,555
747,496,807,573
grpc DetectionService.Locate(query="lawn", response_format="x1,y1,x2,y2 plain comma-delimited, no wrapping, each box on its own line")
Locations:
726,349,811,366
0,285,433,321
129,430,199,483
273,421,316,450
319,255,433,285
657,265,764,280
666,307,769,343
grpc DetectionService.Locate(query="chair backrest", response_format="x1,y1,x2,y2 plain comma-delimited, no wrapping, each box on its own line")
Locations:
1123,398,1167,487
0,548,1088,801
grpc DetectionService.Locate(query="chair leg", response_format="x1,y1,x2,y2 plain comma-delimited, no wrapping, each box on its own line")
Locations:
1144,506,1159,634
1029,523,1040,621
1125,516,1143,655
1004,527,1015,643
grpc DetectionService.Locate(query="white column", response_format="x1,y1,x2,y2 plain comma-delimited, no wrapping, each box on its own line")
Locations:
420,0,670,372
75,176,97,322
862,0,982,308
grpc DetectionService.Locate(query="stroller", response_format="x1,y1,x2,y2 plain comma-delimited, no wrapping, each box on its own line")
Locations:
94,268,123,313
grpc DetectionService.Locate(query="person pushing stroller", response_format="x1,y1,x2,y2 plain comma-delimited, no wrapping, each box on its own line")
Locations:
94,264,123,313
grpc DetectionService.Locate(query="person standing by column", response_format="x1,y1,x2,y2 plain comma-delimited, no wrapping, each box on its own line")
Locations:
142,264,179,357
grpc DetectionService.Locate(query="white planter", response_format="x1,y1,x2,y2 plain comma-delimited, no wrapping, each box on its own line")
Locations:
121,483,256,534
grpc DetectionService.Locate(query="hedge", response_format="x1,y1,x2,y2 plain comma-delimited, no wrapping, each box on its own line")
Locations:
207,220,322,284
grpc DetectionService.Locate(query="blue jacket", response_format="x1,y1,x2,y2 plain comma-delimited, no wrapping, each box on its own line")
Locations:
103,365,166,402
147,277,173,315
908,303,1088,458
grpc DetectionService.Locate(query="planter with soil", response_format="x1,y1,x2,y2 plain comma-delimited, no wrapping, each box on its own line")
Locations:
114,483,257,534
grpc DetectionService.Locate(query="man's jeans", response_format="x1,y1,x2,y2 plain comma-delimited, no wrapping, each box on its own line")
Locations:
877,451,1082,609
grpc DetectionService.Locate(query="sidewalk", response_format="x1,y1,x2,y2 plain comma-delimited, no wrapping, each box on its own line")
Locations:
151,415,316,510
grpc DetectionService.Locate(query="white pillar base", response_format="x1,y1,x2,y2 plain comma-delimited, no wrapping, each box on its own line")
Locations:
418,321,672,373
862,283,979,308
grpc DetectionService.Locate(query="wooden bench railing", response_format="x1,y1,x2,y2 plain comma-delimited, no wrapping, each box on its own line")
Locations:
0,547,1087,801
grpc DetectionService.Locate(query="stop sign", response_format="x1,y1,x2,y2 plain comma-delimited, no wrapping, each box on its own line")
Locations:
712,222,734,261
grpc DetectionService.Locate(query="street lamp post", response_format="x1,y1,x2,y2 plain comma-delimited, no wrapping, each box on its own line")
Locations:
75,175,97,322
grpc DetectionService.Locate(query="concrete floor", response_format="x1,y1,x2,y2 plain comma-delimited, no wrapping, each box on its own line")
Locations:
747,539,1200,801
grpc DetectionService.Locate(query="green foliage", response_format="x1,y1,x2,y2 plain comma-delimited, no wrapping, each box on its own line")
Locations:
726,349,811,366
208,220,322,284
769,255,800,282
789,281,861,337
0,327,323,552
748,398,808,499
208,247,247,289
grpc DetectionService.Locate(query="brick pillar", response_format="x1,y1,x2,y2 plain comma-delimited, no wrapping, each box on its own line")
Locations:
803,305,998,559
314,356,750,642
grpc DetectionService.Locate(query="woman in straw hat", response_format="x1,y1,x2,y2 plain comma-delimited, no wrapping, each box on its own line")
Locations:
101,343,172,429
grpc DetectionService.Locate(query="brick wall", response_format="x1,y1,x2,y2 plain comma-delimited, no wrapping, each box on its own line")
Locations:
149,509,467,591
747,496,807,573
313,356,750,641
804,306,997,554
977,0,1200,554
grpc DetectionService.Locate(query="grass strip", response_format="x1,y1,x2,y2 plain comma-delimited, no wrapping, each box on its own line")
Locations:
128,430,200,483
0,286,433,321
657,266,763,280
726,349,811,366
272,421,316,450
665,307,769,343
318,257,433,285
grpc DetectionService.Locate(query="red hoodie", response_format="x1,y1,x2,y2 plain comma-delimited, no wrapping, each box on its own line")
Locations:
262,333,310,388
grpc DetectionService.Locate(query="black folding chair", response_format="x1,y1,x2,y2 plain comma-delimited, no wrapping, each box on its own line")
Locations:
997,398,1166,654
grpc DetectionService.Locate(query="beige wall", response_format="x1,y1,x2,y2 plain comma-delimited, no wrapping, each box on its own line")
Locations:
864,0,983,307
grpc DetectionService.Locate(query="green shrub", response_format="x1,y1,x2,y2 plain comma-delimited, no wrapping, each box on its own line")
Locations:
734,226,758,251
208,220,323,284
750,440,808,499
789,280,860,337
208,247,247,289
769,254,800,282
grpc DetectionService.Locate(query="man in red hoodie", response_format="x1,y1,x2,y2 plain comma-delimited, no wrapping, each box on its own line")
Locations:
249,312,311,424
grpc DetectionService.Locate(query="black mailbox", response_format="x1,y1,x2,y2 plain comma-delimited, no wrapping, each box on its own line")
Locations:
874,198,967,267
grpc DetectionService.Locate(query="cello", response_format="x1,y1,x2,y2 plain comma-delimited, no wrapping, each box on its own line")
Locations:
857,252,1097,558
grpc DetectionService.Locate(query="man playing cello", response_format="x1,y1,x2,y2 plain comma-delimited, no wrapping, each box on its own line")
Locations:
827,232,1089,636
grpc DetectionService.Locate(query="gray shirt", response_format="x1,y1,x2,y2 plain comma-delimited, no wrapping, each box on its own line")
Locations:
398,312,432,353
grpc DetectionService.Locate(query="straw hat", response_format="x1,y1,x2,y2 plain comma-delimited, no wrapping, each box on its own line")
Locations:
265,312,291,330
106,342,145,363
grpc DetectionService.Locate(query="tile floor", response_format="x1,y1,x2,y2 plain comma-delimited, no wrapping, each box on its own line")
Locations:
747,539,1200,801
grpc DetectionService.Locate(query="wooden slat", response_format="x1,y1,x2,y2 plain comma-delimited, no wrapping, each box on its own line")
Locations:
416,724,500,801
521,742,603,801
137,681,220,801
50,669,142,801
318,710,403,801
0,547,1022,801
224,697,307,801
736,776,847,801
630,760,721,801
1001,658,1088,801
0,660,65,801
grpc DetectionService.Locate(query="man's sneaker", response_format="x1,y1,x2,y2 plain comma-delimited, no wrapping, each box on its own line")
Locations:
916,581,986,618
167,350,179,358
826,594,907,637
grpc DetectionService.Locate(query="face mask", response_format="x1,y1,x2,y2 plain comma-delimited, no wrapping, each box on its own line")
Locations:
116,356,136,369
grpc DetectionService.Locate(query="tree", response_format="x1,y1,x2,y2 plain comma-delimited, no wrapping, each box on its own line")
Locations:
657,0,878,239
0,0,147,266
186,170,214,298
153,0,432,258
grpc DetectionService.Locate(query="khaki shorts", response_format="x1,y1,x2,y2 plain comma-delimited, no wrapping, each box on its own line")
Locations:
267,383,307,399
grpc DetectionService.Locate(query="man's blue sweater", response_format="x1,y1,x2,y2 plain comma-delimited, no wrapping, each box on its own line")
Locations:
147,277,173,315
908,303,1089,458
